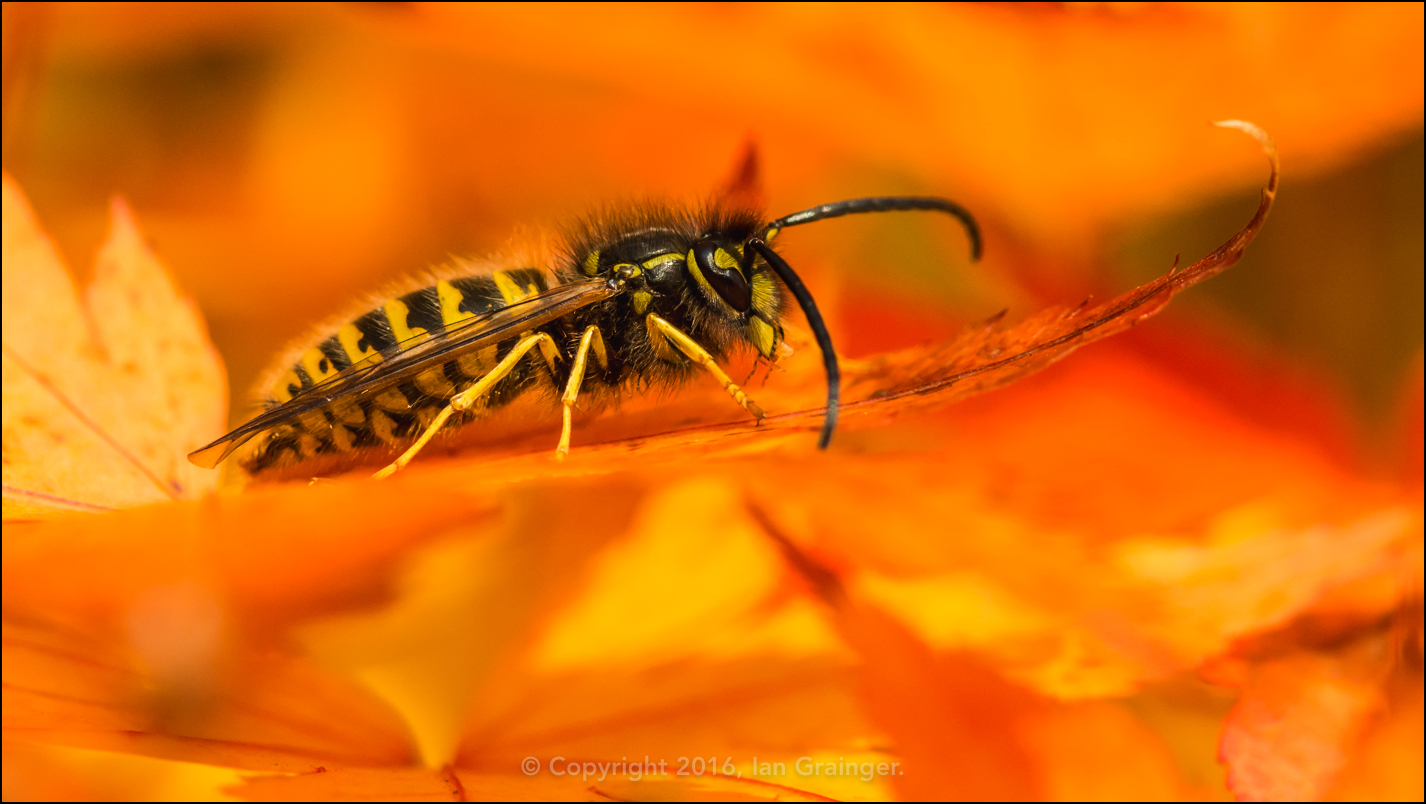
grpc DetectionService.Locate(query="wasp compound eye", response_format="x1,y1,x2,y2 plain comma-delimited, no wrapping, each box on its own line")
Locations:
691,240,752,312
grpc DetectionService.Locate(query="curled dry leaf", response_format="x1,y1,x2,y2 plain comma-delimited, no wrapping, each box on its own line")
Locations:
1,174,226,518
798,121,1280,438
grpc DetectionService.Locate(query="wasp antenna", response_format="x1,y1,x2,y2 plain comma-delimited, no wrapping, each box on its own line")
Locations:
768,196,982,262
747,238,839,448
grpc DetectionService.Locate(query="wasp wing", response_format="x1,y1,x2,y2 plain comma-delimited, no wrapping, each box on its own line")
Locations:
188,278,624,469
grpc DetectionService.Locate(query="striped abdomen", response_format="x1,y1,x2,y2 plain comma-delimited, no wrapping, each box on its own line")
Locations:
246,268,557,471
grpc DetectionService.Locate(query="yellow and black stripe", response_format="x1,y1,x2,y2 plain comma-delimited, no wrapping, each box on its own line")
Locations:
249,268,553,470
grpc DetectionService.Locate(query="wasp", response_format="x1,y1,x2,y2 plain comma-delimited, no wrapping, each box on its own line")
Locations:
188,194,981,477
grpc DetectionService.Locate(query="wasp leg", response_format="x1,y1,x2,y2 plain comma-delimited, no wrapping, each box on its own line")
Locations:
646,313,765,420
373,331,560,479
556,325,609,460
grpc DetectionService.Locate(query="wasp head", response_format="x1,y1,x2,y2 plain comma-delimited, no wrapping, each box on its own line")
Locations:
570,205,786,362
684,233,784,360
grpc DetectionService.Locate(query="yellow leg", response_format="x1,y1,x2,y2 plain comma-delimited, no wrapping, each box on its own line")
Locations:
646,313,765,420
534,331,563,377
373,332,559,478
556,325,608,460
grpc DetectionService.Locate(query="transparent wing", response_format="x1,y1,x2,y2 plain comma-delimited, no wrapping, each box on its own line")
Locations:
188,278,624,469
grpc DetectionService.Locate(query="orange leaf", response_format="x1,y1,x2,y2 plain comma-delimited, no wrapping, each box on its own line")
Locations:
3,615,416,773
2,174,226,518
1219,645,1391,801
2,463,493,773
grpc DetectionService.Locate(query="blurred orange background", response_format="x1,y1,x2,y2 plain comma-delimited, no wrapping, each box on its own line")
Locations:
3,4,1422,801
